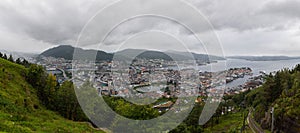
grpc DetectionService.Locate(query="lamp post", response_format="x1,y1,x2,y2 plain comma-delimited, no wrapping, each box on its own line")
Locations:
271,107,274,132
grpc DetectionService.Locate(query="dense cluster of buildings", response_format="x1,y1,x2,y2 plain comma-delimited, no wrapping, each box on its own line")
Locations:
226,67,252,83
38,56,266,112
38,56,72,84
95,59,184,99
225,74,264,95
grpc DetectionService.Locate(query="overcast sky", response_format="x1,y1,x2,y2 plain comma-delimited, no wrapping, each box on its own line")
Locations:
0,0,300,56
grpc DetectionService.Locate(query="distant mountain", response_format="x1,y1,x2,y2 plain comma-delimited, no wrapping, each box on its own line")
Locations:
40,45,225,62
165,51,225,63
40,45,75,60
115,49,173,61
228,56,300,61
40,45,113,61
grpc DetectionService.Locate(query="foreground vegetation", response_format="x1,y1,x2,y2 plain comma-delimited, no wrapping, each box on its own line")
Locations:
1,51,299,132
245,64,300,132
0,57,103,132
0,55,255,132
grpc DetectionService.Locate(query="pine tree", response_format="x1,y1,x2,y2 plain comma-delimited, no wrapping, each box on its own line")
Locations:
3,54,7,60
8,54,14,62
16,58,22,64
0,52,2,58
22,59,30,68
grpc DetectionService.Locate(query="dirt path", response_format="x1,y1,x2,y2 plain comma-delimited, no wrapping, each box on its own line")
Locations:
247,110,265,133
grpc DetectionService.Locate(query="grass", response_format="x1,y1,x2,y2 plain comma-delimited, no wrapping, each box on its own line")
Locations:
204,111,252,133
0,110,103,132
0,58,104,132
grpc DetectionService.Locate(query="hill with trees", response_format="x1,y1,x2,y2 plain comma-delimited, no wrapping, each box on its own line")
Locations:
0,56,103,132
40,45,225,62
245,64,300,132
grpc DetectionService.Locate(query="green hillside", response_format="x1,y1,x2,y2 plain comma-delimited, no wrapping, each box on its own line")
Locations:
245,64,300,132
0,58,103,132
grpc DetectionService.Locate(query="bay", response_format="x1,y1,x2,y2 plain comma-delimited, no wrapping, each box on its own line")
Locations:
198,58,300,88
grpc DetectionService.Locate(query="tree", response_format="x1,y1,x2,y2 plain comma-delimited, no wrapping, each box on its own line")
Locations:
3,54,7,60
27,64,46,88
27,64,48,104
44,74,57,108
8,54,14,62
22,59,30,68
293,64,300,73
55,81,85,120
16,58,22,64
246,64,300,132
0,52,2,58
26,65,86,121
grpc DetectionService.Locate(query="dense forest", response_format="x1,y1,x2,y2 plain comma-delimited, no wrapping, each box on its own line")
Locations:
245,64,300,132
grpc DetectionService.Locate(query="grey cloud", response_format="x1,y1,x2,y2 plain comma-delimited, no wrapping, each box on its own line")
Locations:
188,0,300,31
1,0,298,45
0,0,299,56
0,0,110,44
259,0,300,19
76,0,219,51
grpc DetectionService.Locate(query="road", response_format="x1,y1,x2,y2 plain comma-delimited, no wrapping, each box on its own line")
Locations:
57,68,68,80
247,110,265,133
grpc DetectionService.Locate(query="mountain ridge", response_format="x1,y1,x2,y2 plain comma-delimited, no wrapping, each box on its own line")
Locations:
228,55,300,61
40,45,226,62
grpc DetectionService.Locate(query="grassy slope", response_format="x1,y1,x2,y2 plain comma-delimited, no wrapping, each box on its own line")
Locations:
0,58,103,132
204,112,252,133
